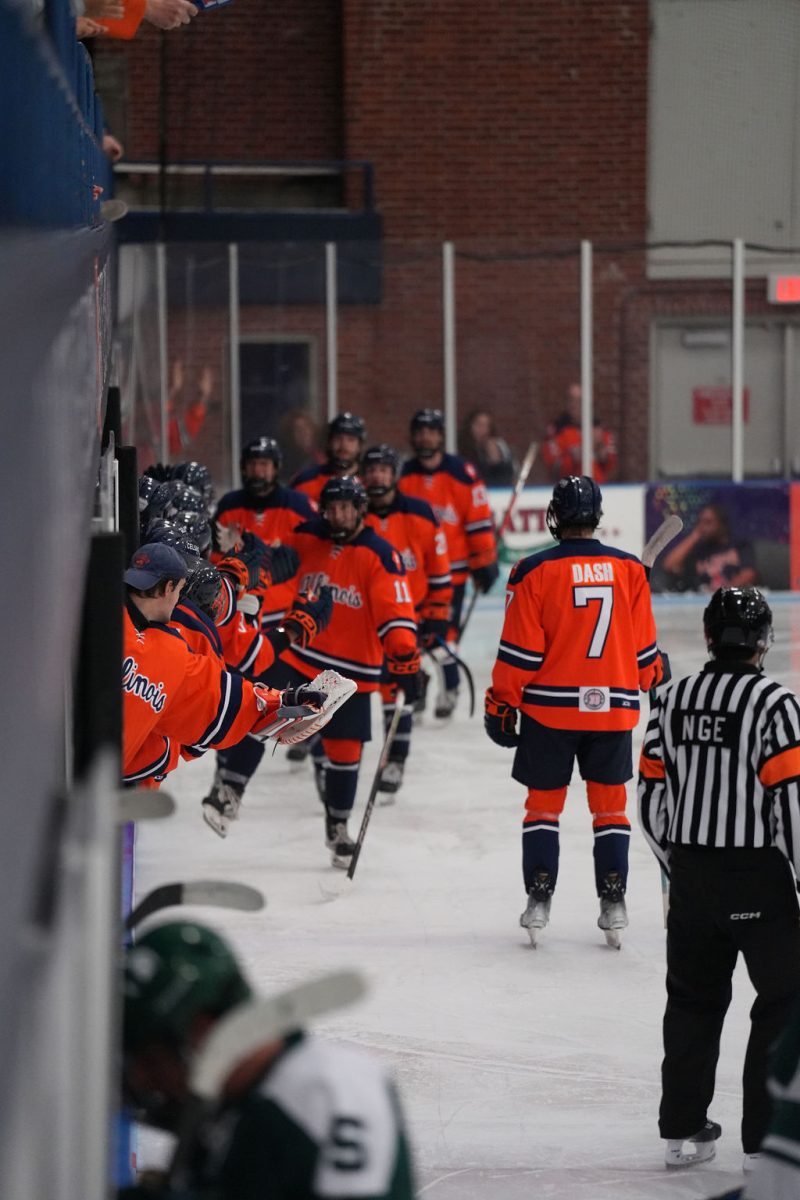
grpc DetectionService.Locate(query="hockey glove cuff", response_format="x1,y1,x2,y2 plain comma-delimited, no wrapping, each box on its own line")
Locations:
281,683,328,711
484,687,519,748
283,586,334,649
387,649,423,703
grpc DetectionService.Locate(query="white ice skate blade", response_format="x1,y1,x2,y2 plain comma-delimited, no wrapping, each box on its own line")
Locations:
377,793,397,806
604,930,622,949
318,876,352,903
525,927,541,948
202,803,230,839
665,1140,717,1168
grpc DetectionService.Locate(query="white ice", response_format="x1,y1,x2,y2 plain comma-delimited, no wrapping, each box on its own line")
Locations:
134,594,800,1198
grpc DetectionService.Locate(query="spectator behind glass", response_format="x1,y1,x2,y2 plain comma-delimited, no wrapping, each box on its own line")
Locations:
540,381,618,484
280,409,324,481
660,502,758,593
457,408,515,486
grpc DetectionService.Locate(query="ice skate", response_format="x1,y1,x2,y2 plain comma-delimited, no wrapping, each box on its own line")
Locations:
520,872,553,947
434,688,459,719
598,871,628,948
665,1120,721,1168
201,779,241,839
325,815,355,869
377,759,404,803
743,1153,762,1173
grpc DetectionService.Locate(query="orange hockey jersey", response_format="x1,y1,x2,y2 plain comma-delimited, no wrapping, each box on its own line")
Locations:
214,484,311,625
122,599,280,785
491,538,665,731
289,462,362,506
363,492,452,620
280,518,417,690
398,453,496,584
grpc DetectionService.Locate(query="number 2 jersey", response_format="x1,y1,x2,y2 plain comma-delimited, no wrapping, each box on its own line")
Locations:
491,537,666,731
398,453,496,586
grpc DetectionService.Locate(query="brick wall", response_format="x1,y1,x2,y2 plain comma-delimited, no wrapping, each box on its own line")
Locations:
104,2,691,479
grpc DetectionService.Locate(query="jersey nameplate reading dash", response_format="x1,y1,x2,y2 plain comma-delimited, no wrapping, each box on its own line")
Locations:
571,562,614,583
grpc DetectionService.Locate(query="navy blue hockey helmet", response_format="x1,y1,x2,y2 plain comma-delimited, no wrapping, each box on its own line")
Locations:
183,562,225,621
327,412,366,442
320,475,367,540
362,443,400,498
171,461,214,503
166,480,207,516
145,519,202,569
410,407,444,434
171,511,212,556
704,587,773,658
546,475,603,539
240,436,282,471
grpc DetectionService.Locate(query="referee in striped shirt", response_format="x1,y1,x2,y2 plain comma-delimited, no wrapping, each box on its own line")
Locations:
638,587,800,1171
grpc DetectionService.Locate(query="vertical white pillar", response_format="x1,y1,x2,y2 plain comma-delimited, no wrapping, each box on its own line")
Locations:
731,238,745,483
156,242,169,464
326,242,338,421
228,243,240,487
580,240,594,477
442,241,457,453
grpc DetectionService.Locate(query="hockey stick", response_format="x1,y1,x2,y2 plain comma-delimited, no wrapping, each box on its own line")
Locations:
425,636,476,717
167,970,367,1188
125,880,265,932
116,789,176,824
457,441,539,643
346,692,405,881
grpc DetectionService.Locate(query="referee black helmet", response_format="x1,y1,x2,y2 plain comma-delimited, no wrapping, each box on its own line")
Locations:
704,586,773,659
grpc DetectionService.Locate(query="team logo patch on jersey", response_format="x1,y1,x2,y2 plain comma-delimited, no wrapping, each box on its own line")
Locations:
122,656,167,713
579,686,610,712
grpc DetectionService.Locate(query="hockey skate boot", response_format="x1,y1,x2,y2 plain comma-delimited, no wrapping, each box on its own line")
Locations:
201,778,242,839
520,871,553,947
434,688,459,719
665,1120,721,1168
598,871,628,949
377,759,404,802
325,814,355,869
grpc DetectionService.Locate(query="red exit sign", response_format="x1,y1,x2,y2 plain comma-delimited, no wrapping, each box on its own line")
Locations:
768,274,800,303
692,387,750,424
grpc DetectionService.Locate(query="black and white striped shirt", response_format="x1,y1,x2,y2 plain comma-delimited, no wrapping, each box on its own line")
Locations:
638,661,800,876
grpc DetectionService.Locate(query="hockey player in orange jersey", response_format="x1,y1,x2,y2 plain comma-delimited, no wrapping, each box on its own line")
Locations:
290,412,365,505
399,408,498,717
212,477,421,867
485,476,668,947
122,543,328,789
214,437,312,628
362,443,452,796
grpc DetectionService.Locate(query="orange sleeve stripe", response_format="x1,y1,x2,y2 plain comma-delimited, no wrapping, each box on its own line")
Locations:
639,754,666,779
760,746,800,788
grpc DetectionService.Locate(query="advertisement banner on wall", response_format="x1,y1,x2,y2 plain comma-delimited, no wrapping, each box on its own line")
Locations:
645,482,791,593
487,485,646,570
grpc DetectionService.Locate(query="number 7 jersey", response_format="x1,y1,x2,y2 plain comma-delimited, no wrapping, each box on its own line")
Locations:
491,537,665,730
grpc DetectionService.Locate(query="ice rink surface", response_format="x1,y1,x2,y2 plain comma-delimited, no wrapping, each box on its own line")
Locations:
134,593,800,1199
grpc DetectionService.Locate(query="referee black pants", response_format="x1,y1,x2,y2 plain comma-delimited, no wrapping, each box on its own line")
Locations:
660,846,800,1152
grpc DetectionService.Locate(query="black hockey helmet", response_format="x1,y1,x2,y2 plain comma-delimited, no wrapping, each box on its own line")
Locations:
546,475,603,540
320,475,367,541
327,412,366,442
145,519,202,570
183,561,225,621
138,475,160,512
704,587,773,658
410,407,444,434
362,443,400,499
240,436,282,471
171,461,214,504
171,511,212,556
167,480,206,517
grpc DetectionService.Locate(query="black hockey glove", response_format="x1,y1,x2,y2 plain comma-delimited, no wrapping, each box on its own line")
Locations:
484,687,519,748
657,649,671,687
280,682,328,711
419,616,450,647
262,543,300,585
387,649,423,703
283,586,334,649
471,561,500,594
236,533,270,589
